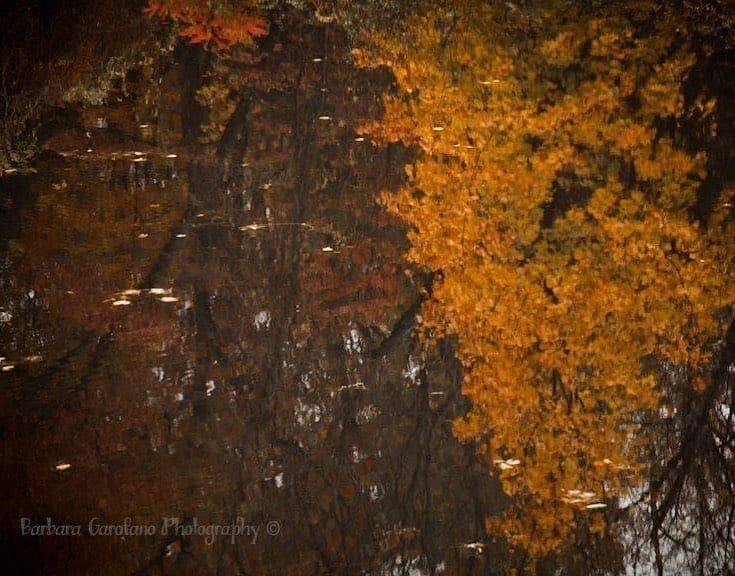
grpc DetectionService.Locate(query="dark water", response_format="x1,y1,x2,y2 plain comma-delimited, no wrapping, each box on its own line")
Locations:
0,27,505,576
1,20,734,576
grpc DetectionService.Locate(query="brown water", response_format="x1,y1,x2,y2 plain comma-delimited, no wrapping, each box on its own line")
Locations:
0,26,507,576
2,16,734,576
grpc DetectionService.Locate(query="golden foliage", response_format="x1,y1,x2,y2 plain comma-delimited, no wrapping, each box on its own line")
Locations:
358,0,735,562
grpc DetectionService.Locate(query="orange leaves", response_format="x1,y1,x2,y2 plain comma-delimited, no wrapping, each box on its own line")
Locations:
539,30,584,66
358,0,735,563
142,2,165,18
143,0,268,49
612,122,653,153
640,52,696,117
182,13,268,48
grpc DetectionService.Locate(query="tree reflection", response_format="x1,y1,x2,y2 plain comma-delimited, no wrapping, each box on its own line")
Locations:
3,1,735,574
620,322,735,575
1,21,503,576
357,0,735,569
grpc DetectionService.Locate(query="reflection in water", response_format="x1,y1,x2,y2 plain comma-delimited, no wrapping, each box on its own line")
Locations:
1,22,501,576
1,3,735,575
355,0,735,573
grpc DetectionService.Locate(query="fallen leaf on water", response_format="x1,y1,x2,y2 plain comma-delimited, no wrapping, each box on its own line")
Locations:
338,382,367,392
493,458,521,470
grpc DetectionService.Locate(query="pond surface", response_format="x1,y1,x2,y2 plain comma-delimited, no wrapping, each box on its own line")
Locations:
0,26,506,576
1,14,734,576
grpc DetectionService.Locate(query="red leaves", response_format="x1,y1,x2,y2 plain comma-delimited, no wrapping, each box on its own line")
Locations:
143,1,269,49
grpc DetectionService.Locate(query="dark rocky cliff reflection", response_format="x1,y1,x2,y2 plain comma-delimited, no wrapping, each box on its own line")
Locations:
0,25,502,576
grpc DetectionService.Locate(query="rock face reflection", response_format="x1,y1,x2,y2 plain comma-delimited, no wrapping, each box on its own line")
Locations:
0,25,501,576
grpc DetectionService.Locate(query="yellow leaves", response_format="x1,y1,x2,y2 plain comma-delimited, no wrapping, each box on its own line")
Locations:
613,122,654,153
587,184,622,220
539,30,584,66
640,51,696,117
633,137,701,182
588,27,624,58
357,0,735,564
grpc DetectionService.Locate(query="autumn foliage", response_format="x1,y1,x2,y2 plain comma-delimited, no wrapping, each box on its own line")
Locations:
357,0,735,562
144,0,268,48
